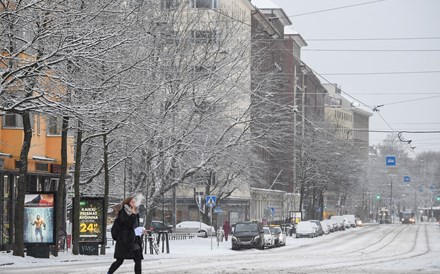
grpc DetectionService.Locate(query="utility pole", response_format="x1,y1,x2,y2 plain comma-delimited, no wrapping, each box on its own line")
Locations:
390,176,393,224
292,64,297,194
301,70,306,144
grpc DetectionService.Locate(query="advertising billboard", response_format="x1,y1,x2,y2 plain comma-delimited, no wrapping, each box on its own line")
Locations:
289,211,302,224
77,197,105,243
24,193,56,244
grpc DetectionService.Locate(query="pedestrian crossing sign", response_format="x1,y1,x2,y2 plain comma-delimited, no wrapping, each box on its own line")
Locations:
206,195,217,207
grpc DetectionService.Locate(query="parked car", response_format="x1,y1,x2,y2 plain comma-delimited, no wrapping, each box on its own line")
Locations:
280,223,294,236
343,215,356,228
262,226,275,248
232,221,264,250
295,221,317,238
150,220,173,233
308,220,323,236
328,219,339,232
270,226,286,246
355,218,364,227
175,221,214,238
330,216,346,231
320,220,331,234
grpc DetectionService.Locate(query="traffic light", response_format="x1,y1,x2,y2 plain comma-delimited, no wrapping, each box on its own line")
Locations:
376,194,381,200
437,194,440,201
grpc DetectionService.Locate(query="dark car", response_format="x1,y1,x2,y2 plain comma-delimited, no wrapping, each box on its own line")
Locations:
400,212,415,224
150,220,173,233
232,221,264,250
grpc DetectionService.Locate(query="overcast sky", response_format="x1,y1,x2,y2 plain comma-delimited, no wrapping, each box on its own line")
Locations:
269,0,440,156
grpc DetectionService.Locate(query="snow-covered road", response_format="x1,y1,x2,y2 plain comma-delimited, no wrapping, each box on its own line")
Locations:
1,223,439,273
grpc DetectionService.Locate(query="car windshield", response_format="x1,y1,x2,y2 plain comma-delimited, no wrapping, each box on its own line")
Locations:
235,223,258,232
263,228,271,234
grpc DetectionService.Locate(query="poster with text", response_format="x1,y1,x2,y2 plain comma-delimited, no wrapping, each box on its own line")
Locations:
77,197,105,243
24,193,56,244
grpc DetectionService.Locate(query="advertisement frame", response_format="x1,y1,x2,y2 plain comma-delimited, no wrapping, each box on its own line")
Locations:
289,211,302,224
74,197,105,244
24,192,57,245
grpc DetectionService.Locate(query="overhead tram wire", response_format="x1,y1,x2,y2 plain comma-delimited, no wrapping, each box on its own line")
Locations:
288,0,387,18
207,5,428,149
380,94,440,107
307,66,417,147
306,36,440,41
320,71,440,76
303,49,440,52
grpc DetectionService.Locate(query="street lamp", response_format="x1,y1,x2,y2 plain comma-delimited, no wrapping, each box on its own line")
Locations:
390,177,393,224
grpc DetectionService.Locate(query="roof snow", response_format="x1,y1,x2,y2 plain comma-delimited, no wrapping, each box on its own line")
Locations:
251,0,281,9
284,26,299,35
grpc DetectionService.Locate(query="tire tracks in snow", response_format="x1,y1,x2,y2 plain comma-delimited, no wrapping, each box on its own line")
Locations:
300,223,432,272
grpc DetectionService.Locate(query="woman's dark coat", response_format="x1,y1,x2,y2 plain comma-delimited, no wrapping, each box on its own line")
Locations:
114,207,143,260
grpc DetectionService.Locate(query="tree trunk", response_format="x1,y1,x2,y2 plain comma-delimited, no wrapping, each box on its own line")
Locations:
100,134,109,255
201,184,211,225
53,116,69,256
72,123,83,255
311,187,316,220
299,183,305,221
13,112,32,257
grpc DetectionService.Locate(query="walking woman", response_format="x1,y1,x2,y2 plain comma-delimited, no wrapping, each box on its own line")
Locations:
108,196,144,274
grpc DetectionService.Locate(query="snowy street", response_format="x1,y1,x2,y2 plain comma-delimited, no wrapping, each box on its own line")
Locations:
1,223,439,274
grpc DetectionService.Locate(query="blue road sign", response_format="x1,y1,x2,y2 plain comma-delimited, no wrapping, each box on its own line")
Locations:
386,155,396,167
213,207,223,214
205,195,217,207
403,176,410,183
270,207,275,216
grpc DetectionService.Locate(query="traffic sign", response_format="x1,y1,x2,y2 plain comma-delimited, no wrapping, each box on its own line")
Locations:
205,195,217,207
270,207,275,216
403,176,410,183
386,155,396,167
213,207,223,214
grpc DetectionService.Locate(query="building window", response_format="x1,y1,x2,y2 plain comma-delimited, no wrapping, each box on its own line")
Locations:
47,116,62,136
161,0,178,9
2,112,23,128
35,162,49,172
189,0,218,9
36,114,41,135
192,30,219,43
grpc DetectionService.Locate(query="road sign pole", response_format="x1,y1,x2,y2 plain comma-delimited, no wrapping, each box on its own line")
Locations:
210,206,213,250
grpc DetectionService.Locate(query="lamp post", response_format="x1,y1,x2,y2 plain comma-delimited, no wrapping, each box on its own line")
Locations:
389,177,393,224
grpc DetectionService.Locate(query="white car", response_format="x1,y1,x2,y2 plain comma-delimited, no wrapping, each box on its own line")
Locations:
330,216,346,231
343,215,356,228
175,221,214,238
296,221,317,238
262,227,275,248
320,220,331,234
270,226,286,246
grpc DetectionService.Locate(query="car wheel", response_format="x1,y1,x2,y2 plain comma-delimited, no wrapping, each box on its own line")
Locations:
198,230,208,238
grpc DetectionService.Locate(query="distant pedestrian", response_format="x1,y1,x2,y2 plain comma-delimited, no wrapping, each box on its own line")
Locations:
223,220,231,241
108,196,144,274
